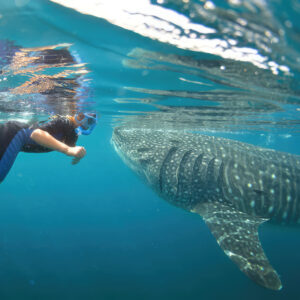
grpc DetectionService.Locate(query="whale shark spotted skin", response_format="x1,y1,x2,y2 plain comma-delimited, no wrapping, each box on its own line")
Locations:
112,126,300,290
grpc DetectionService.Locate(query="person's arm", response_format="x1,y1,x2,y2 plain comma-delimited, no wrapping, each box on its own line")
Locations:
30,129,86,163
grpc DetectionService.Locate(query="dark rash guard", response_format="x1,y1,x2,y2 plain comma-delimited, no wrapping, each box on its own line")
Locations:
0,116,78,159
21,117,78,153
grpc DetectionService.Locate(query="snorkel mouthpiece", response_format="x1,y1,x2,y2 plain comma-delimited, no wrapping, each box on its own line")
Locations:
75,113,97,135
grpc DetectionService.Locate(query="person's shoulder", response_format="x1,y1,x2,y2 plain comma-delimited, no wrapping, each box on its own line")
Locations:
38,115,74,133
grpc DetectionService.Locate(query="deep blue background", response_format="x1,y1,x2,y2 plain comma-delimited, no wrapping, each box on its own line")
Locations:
0,0,299,299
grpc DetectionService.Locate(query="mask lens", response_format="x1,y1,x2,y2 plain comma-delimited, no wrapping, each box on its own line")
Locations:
83,114,96,129
75,113,97,134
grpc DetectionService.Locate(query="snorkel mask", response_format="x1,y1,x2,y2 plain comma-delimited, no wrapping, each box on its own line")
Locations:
75,113,98,135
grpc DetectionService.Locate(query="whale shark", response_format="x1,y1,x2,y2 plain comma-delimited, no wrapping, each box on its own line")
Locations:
112,125,300,290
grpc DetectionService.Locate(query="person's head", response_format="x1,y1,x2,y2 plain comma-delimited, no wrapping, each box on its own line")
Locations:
74,112,98,135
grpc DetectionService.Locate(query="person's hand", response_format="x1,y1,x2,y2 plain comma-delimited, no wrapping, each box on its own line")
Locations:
65,146,86,164
72,157,82,165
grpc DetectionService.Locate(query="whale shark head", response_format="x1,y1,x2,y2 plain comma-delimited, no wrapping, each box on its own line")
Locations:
112,126,166,187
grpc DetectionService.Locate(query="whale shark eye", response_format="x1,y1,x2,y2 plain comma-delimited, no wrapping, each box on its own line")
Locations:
139,158,151,166
137,147,151,153
170,139,180,145
253,189,266,195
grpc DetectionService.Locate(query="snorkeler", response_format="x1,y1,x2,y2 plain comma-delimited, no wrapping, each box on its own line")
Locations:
0,113,97,183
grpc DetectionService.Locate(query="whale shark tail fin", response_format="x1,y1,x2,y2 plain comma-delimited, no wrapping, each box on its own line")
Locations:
192,202,282,291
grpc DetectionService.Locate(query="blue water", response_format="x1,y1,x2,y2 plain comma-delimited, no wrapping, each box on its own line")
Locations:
0,0,300,299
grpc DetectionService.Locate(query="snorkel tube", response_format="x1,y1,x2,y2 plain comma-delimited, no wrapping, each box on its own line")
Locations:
75,113,97,135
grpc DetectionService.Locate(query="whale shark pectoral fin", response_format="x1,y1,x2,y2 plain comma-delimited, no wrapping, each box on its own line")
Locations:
192,202,282,291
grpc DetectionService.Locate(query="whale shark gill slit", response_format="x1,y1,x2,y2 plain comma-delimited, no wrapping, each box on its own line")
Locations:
206,157,216,188
217,161,225,192
159,146,178,194
176,150,193,203
191,153,204,204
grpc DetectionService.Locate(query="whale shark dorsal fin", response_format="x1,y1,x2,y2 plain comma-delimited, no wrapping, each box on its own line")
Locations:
192,202,282,291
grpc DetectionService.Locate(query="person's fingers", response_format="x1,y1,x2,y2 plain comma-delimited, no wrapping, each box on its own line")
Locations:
80,147,86,155
72,157,81,165
77,147,86,158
